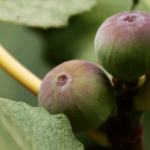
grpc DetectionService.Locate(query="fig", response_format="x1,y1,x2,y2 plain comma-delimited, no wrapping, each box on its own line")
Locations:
38,60,115,133
95,11,150,81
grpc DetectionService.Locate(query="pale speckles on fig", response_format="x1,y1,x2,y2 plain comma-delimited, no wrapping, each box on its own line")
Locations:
56,74,69,86
47,97,55,108
98,92,105,104
77,96,79,99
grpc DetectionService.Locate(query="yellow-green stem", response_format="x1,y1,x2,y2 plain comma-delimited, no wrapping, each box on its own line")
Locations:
0,44,111,148
0,45,41,96
134,75,150,112
87,129,111,147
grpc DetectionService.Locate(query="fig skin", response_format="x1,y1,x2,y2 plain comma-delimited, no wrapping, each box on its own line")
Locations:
95,11,150,81
38,60,115,133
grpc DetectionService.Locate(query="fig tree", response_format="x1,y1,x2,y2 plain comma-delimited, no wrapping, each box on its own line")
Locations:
95,11,150,81
38,60,115,133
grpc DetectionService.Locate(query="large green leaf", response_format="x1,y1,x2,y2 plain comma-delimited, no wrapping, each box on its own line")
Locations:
0,98,84,150
0,0,96,28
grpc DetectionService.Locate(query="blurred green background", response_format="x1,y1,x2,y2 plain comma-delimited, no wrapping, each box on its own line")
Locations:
0,0,150,149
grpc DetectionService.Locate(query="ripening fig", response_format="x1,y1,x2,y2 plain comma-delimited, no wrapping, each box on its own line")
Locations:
38,60,115,133
95,11,150,81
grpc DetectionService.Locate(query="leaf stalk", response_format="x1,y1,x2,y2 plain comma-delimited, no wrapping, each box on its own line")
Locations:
0,45,41,96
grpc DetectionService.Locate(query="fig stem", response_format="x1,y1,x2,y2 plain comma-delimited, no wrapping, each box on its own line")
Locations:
0,44,111,147
130,0,139,11
86,129,111,148
0,45,42,96
134,75,150,111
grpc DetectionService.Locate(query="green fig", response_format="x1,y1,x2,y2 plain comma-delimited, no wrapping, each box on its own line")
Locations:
95,11,150,81
38,60,115,133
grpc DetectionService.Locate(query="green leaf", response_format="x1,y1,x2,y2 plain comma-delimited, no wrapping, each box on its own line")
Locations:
0,0,96,28
0,98,84,150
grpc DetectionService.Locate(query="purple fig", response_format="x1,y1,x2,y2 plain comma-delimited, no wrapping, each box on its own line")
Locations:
38,60,115,133
95,11,150,81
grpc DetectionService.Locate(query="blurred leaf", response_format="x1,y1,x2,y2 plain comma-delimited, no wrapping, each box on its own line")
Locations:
35,0,132,66
143,0,150,9
0,98,84,150
0,0,96,28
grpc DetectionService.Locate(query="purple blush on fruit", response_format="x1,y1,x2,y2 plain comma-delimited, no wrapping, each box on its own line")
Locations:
38,60,115,133
95,11,150,81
